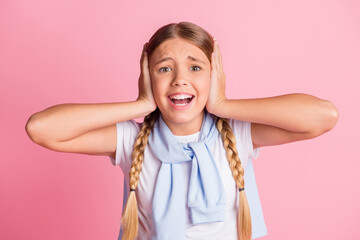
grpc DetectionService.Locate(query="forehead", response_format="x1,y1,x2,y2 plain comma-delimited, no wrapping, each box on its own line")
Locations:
150,38,208,64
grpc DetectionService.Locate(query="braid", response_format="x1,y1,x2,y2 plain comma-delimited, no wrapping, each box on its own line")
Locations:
121,109,160,240
215,116,252,240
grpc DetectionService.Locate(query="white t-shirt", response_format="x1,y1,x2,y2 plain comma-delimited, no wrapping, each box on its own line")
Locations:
110,119,266,240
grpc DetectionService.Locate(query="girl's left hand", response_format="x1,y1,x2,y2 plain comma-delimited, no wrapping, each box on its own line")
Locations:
206,37,227,115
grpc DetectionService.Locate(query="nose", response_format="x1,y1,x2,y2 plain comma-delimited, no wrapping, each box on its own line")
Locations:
171,69,188,87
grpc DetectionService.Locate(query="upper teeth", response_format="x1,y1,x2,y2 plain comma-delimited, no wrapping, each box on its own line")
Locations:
170,94,193,100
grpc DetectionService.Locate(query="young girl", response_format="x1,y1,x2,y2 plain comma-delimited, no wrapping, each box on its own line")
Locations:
25,22,339,240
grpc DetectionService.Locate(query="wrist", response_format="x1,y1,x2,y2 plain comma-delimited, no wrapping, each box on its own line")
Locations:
135,98,157,116
207,98,228,117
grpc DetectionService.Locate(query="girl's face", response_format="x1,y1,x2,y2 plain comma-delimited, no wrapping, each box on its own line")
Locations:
149,37,211,135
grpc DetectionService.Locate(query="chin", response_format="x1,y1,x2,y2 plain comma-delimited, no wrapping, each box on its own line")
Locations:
160,107,205,125
166,113,194,124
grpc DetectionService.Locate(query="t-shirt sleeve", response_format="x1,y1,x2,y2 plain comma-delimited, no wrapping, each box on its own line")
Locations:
229,119,260,168
109,120,140,169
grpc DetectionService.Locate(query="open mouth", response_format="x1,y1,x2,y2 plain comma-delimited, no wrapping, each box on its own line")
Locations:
168,93,194,106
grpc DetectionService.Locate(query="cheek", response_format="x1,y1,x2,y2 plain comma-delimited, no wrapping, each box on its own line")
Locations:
201,75,211,92
151,79,166,99
195,77,211,101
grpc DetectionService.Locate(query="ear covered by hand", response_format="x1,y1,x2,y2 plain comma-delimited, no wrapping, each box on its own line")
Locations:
137,42,157,112
206,37,227,114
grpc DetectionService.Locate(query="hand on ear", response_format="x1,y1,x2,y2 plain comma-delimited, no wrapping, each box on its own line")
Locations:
206,37,227,115
137,43,157,112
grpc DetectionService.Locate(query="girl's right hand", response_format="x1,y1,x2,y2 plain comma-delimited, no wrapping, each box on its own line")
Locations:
137,42,157,113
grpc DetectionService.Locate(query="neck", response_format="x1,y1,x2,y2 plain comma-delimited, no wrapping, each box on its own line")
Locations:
161,110,205,136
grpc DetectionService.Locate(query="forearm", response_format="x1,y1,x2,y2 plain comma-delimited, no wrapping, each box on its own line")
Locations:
26,100,153,143
211,93,339,134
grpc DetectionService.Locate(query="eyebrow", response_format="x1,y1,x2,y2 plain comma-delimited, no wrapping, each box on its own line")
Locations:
154,56,206,66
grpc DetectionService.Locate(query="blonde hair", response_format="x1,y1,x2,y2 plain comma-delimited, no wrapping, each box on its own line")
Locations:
121,22,252,240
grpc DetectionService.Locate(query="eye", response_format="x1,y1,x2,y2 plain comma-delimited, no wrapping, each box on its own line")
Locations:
190,66,201,71
159,67,171,72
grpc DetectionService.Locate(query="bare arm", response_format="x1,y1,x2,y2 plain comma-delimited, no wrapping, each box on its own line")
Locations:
25,100,154,155
207,38,339,148
209,94,339,148
25,43,155,157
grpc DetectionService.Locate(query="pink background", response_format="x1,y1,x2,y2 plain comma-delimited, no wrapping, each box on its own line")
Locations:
1,0,359,239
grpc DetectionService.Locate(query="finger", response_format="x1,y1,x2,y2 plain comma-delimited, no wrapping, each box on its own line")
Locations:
142,45,151,79
144,43,150,64
211,54,220,85
214,39,222,68
214,40,220,70
141,42,148,57
141,43,148,60
211,38,217,67
142,55,149,74
215,41,224,75
211,51,217,72
140,44,145,64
